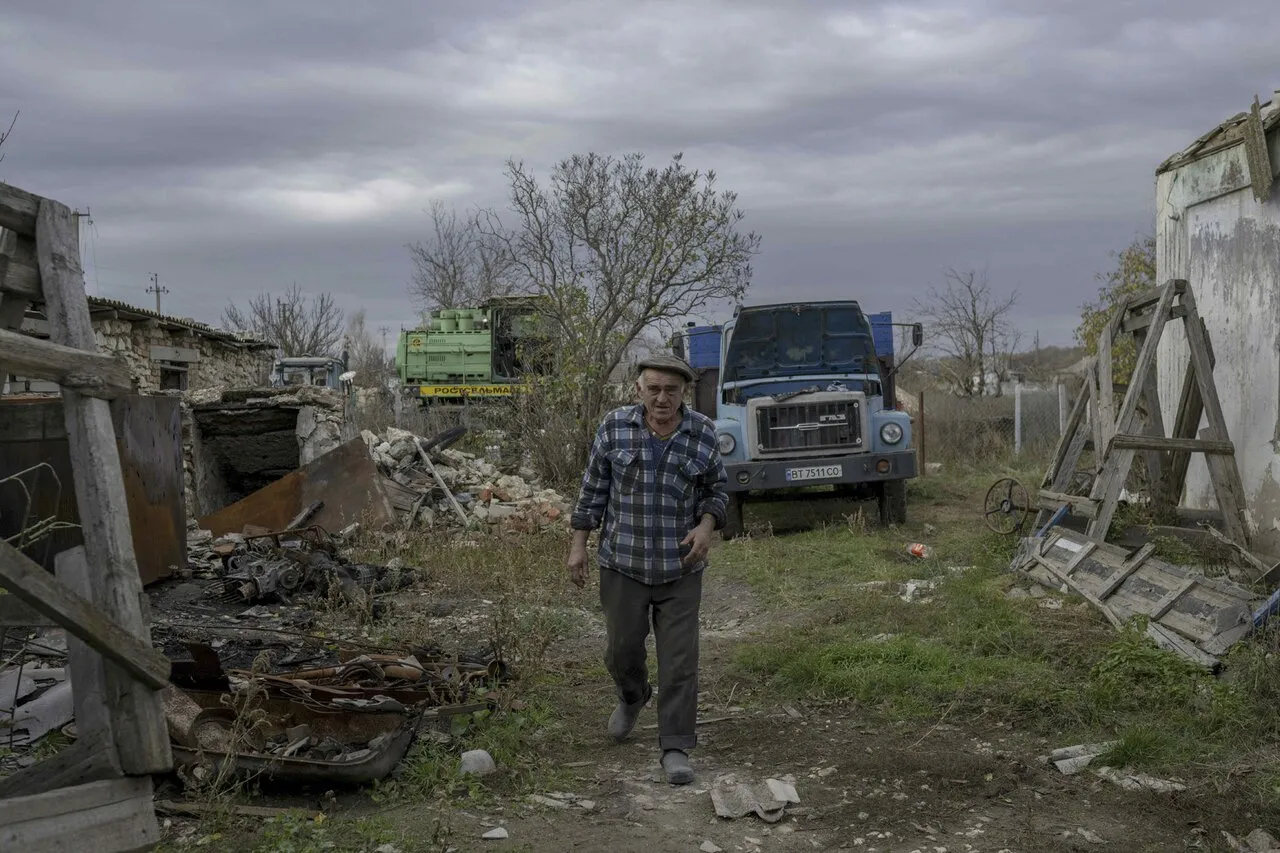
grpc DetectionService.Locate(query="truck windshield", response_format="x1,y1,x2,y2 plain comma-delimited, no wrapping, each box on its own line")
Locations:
722,304,880,383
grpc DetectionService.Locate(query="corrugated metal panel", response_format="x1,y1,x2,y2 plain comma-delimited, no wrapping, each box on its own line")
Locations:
0,395,186,585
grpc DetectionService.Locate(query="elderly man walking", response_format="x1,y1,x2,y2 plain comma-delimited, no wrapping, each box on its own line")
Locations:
568,354,728,784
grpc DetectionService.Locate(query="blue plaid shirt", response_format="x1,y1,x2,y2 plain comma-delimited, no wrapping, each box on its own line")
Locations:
571,404,729,585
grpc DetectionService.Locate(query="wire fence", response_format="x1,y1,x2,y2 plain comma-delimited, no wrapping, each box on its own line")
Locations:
916,382,1076,472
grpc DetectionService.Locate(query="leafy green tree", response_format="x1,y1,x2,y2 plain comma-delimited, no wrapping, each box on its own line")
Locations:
1075,235,1156,386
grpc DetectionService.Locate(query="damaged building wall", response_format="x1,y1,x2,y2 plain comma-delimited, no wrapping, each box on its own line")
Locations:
8,296,275,396
1155,91,1280,555
182,386,352,519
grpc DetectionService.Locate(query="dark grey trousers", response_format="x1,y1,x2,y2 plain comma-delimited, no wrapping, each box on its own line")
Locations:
599,567,702,752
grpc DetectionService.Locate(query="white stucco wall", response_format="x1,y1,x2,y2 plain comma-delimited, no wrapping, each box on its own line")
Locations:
1155,121,1280,553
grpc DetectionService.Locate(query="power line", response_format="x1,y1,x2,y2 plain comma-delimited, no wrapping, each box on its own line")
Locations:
146,272,170,314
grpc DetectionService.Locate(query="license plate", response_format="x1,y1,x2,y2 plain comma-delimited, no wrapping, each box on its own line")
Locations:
785,464,843,483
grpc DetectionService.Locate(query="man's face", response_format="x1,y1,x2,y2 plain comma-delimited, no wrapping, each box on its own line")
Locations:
637,369,686,419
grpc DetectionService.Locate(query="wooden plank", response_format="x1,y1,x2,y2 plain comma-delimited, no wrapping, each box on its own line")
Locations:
1124,279,1187,313
35,197,173,776
1165,319,1211,506
1038,489,1098,518
0,738,122,800
0,226,42,301
1097,323,1116,455
1146,623,1219,670
59,546,124,771
1120,305,1187,334
1041,366,1091,491
0,539,171,689
1150,577,1198,619
1088,281,1180,540
1031,553,1123,628
1086,374,1103,475
1200,523,1270,581
1132,328,1167,510
0,182,41,237
1098,543,1156,599
1107,434,1235,455
0,326,133,398
1178,284,1250,548
0,776,161,852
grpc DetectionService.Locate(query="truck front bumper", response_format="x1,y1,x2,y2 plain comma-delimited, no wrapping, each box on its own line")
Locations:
724,449,917,493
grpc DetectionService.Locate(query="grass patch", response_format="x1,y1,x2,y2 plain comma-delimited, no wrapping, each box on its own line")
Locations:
721,465,1280,805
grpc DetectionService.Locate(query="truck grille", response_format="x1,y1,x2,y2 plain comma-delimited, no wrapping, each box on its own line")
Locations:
756,400,862,453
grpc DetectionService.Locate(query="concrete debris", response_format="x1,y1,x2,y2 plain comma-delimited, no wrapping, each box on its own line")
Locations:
0,667,73,748
460,748,497,776
1222,829,1280,852
1093,766,1187,793
1045,741,1119,775
481,827,510,840
361,426,572,532
700,842,724,853
710,773,800,822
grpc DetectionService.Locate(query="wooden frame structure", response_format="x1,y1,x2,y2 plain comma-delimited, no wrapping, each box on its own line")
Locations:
0,183,170,851
1035,279,1251,551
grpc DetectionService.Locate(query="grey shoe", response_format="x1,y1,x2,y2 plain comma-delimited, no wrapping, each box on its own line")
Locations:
606,684,652,742
661,749,694,785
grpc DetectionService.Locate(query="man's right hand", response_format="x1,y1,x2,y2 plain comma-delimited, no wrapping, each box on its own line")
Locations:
568,533,590,588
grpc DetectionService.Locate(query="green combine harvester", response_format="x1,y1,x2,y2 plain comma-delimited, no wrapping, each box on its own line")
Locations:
395,295,549,407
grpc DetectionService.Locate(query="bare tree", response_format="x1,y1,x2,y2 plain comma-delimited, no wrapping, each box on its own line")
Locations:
0,111,18,163
915,268,1020,398
407,199,520,310
481,151,760,480
222,283,345,357
342,308,392,389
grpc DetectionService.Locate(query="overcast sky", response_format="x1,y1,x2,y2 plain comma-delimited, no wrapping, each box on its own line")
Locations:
1,0,1275,352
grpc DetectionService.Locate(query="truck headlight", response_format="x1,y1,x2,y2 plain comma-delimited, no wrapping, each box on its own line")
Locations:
880,422,903,445
717,433,736,455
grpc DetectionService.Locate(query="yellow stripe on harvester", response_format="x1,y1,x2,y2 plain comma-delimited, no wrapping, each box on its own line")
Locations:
418,384,525,397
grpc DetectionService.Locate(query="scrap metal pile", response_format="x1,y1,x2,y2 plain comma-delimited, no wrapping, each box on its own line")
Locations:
362,426,573,531
163,639,508,786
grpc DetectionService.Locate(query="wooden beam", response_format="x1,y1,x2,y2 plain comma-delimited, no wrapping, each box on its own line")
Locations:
1124,279,1187,313
59,546,124,780
1039,489,1098,518
1107,434,1235,455
0,776,161,852
0,182,41,238
0,327,132,398
36,197,173,775
0,738,122,800
1089,281,1179,540
1121,305,1187,334
1179,284,1250,549
1165,320,1211,507
0,227,41,301
0,540,171,690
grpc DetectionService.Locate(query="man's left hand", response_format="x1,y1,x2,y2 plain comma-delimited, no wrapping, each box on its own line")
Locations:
680,516,716,566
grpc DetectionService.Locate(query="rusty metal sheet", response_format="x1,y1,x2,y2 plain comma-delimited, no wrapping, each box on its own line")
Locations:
112,395,186,584
198,437,395,538
0,395,185,585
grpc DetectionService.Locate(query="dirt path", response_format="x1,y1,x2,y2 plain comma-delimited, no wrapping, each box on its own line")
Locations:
408,574,1269,853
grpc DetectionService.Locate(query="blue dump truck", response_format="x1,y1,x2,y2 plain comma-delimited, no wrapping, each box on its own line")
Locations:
671,301,922,537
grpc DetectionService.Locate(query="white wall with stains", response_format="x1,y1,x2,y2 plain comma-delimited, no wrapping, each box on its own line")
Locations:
1155,104,1280,554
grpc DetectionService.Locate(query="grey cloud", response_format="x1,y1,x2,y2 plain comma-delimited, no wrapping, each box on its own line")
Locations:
1,0,1275,349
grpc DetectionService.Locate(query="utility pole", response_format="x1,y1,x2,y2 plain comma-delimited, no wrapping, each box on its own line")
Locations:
379,325,390,353
146,272,169,314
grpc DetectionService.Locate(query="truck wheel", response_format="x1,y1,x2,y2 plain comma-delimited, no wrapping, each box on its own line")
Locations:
878,480,907,527
722,493,746,540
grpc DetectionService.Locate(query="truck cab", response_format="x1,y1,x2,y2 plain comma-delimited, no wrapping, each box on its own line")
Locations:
696,300,920,536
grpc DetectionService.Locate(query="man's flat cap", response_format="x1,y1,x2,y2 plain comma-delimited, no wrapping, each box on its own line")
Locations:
636,354,697,383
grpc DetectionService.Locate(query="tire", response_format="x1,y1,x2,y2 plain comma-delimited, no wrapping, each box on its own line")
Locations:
722,493,746,540
878,480,907,527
